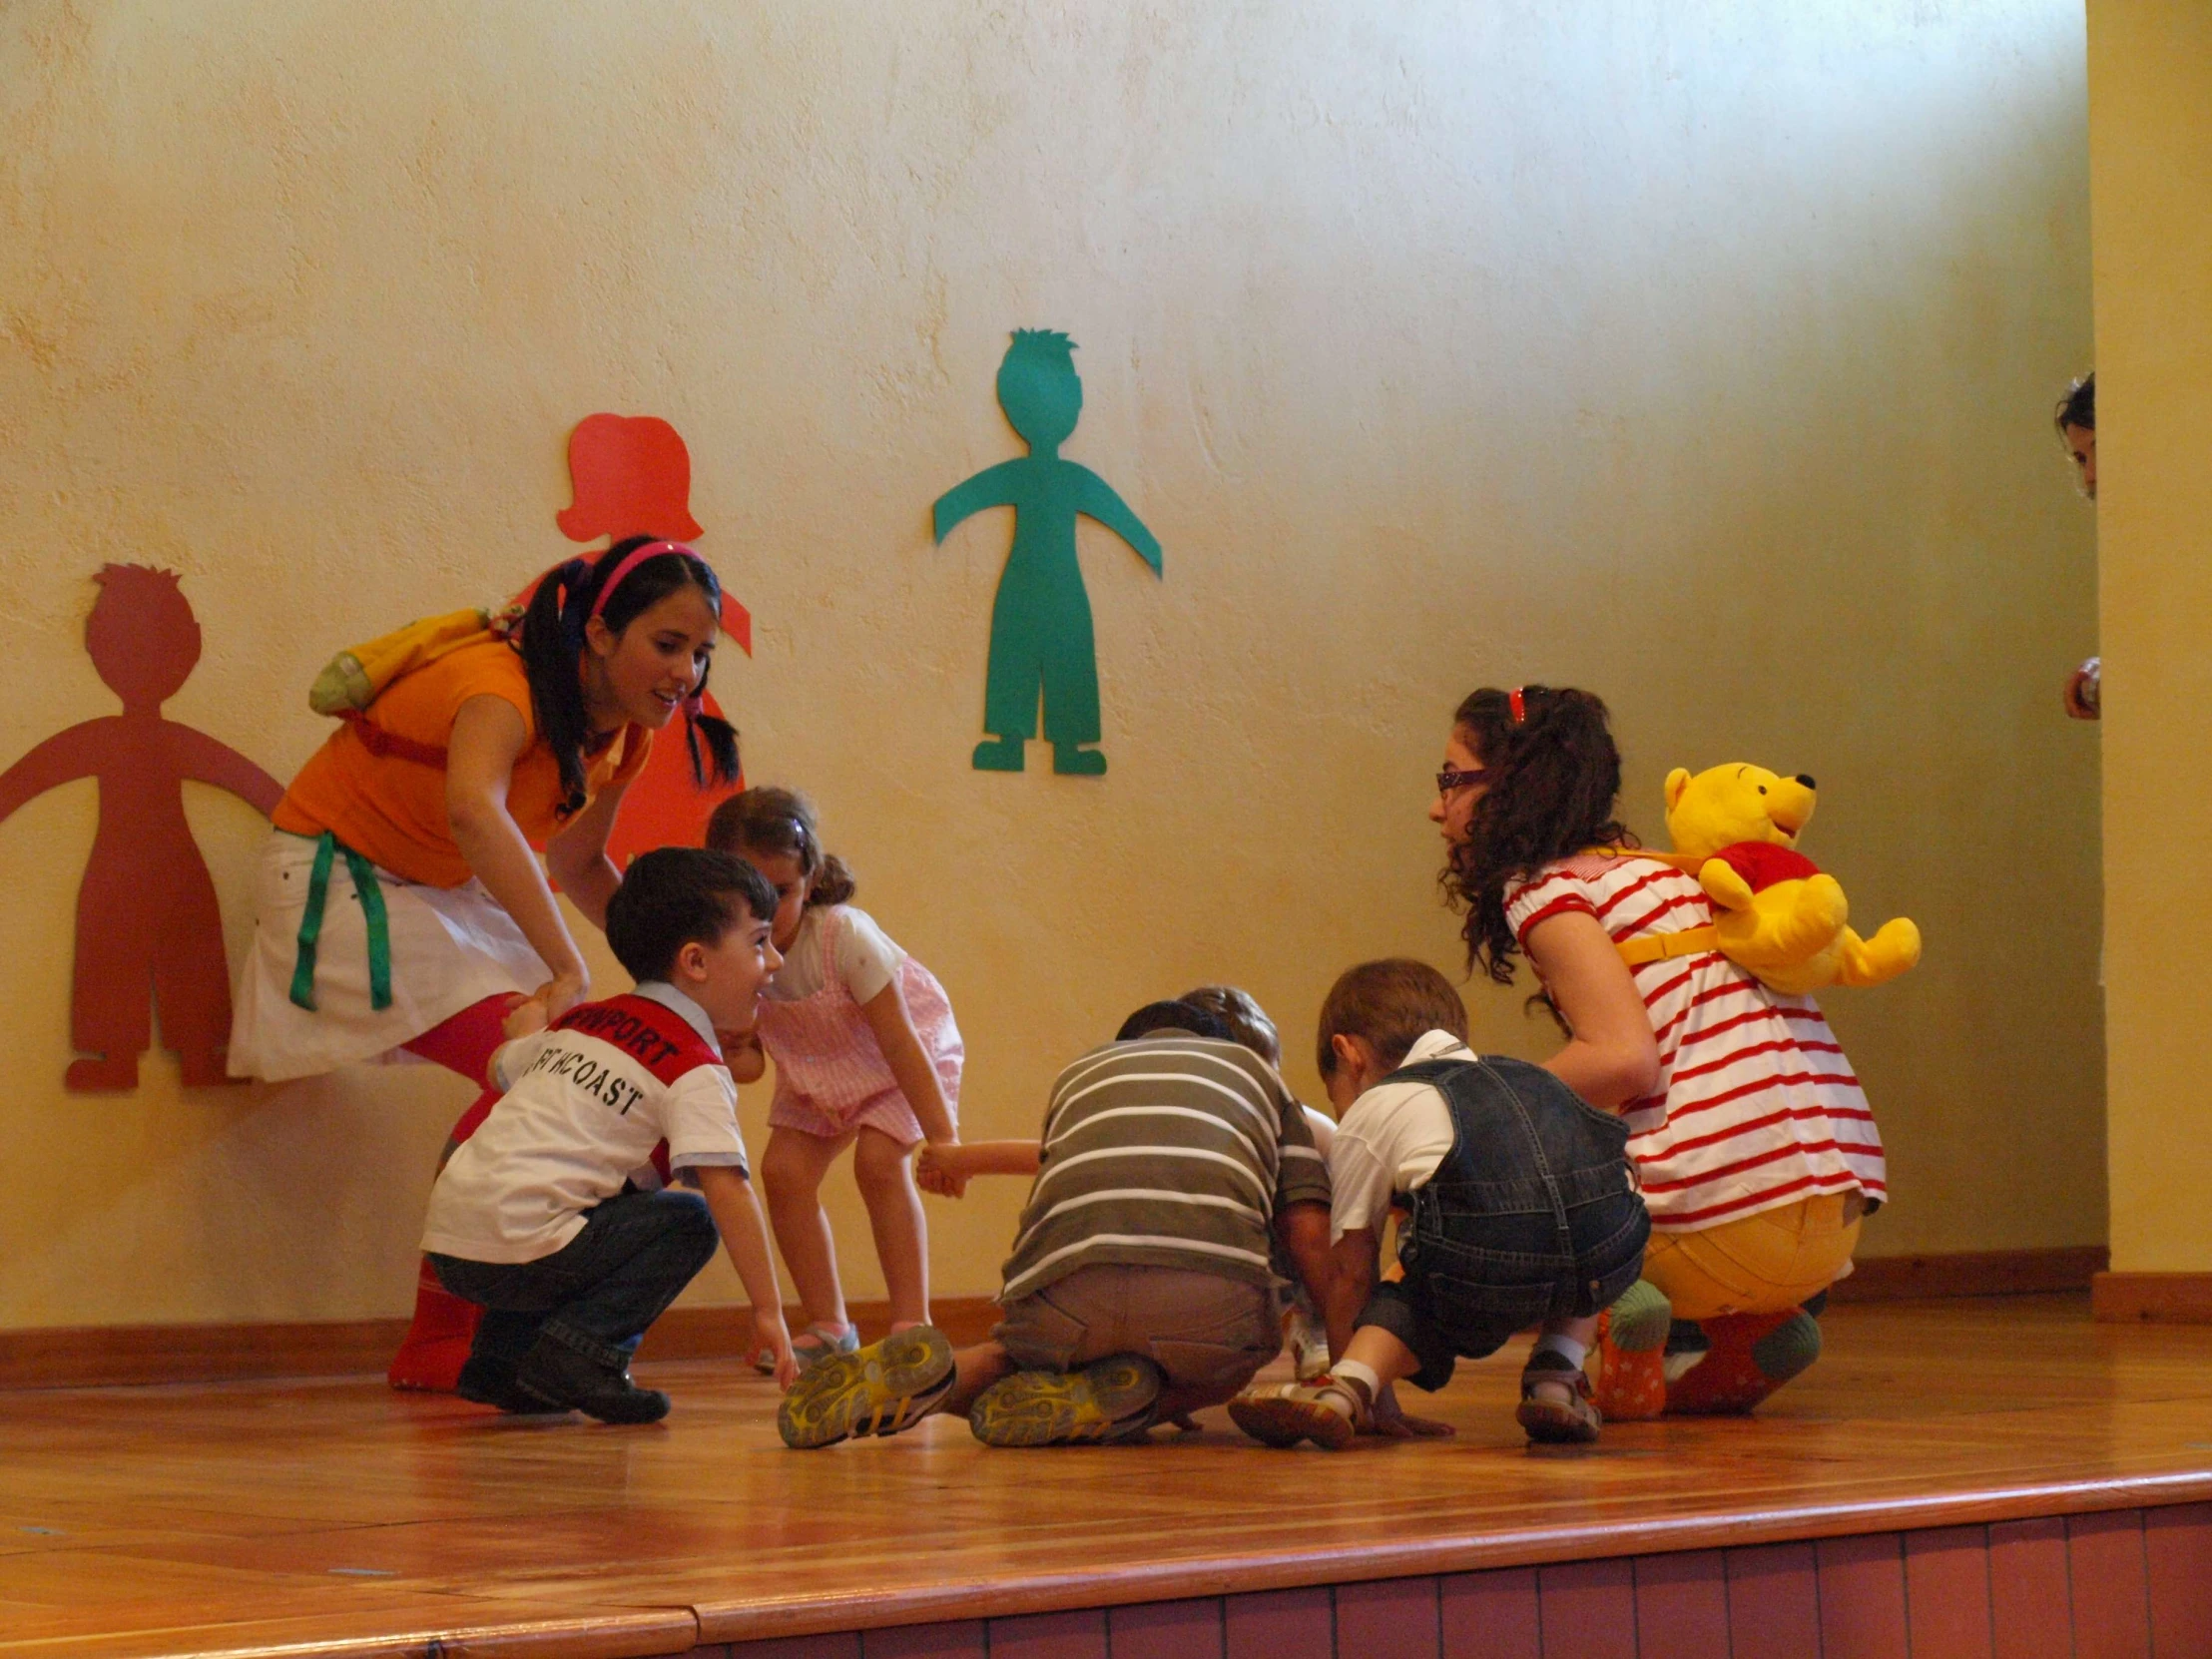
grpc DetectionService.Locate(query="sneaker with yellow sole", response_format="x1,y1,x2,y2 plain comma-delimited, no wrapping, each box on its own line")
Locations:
777,1326,955,1450
967,1355,1162,1446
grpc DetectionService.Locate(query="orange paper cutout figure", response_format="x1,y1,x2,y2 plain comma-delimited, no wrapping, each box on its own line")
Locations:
553,415,752,866
0,567,281,1091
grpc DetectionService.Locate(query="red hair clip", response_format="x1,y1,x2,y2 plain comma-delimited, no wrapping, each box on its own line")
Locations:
1508,687,1527,725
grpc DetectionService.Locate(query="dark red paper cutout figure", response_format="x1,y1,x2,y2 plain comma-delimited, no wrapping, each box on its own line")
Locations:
0,566,281,1091
554,414,751,866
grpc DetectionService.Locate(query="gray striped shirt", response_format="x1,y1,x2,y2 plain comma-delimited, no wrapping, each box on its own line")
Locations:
997,1032,1333,1302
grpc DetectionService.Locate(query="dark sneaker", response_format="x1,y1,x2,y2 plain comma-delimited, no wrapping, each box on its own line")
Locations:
779,1326,956,1450
967,1355,1162,1447
455,1357,567,1415
515,1342,671,1424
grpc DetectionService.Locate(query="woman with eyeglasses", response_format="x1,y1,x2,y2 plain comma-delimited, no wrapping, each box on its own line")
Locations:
1425,685,1886,1426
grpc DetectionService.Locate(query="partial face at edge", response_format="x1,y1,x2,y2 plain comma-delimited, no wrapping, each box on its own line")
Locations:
2062,422,2096,499
735,848,810,953
1429,726,1489,848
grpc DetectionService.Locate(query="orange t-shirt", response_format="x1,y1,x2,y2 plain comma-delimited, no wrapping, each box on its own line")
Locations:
274,638,651,888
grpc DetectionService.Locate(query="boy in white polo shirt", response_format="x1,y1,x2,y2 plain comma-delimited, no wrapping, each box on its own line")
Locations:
422,847,797,1422
1231,958,1647,1449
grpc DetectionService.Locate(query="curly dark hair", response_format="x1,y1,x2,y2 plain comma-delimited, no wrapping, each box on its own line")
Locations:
2053,370,2094,436
1441,686,1634,985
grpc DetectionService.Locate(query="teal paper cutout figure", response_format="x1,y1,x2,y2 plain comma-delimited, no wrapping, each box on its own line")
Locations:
933,330,1161,776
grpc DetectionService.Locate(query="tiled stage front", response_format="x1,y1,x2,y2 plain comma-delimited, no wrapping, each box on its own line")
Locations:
4,1297,2212,1659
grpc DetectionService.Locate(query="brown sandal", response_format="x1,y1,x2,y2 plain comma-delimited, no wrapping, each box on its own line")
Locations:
1516,1351,1602,1445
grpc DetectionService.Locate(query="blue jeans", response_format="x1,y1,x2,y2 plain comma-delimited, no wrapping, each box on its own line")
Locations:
430,1189,720,1373
1360,1056,1649,1391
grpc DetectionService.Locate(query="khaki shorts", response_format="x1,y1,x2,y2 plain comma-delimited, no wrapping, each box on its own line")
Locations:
996,1264,1281,1407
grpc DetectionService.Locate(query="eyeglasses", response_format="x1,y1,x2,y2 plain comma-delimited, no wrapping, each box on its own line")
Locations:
1435,766,1489,795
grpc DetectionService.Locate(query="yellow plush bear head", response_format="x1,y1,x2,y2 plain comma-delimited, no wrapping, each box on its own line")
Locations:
1663,764,1819,860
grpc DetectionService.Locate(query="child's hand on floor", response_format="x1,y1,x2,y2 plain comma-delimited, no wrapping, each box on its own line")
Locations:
1362,1382,1455,1439
754,1309,798,1390
502,995,550,1041
915,1142,969,1198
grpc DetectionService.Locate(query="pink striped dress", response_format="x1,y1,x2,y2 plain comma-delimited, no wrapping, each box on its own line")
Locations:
757,904,962,1146
1503,852,1886,1232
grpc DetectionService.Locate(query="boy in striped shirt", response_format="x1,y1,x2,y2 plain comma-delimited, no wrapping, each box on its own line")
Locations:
778,998,1336,1448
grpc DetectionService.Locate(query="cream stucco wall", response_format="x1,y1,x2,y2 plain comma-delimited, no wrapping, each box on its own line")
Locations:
0,2,2099,1327
2088,1,2211,1274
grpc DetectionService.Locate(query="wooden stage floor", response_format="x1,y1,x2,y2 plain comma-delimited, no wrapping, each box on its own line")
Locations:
6,1295,2212,1659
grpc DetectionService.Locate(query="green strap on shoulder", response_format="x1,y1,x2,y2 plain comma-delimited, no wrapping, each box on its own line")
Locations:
288,830,394,1013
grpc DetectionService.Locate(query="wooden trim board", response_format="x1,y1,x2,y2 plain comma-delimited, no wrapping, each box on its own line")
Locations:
0,1296,1004,1390
0,1248,2109,1390
1832,1245,2108,1303
2092,1272,2212,1324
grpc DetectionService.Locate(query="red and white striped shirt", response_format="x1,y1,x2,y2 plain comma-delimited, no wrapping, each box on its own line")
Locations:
1504,852,1886,1232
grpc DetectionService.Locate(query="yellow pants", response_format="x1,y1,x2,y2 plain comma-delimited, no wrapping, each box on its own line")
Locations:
1640,1194,1863,1322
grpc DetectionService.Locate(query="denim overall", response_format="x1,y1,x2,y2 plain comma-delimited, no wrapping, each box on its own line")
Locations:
1368,1054,1649,1390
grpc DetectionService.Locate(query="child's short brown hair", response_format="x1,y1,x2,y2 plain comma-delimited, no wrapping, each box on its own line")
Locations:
1316,958,1469,1078
1178,985,1281,1066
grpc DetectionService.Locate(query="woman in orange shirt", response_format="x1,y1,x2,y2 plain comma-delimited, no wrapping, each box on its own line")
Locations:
230,537,738,1387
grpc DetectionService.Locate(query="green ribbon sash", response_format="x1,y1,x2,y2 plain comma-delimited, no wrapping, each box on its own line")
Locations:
288,830,393,1013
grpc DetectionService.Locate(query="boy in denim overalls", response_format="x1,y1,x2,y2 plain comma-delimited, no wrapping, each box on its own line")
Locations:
1231,958,1648,1448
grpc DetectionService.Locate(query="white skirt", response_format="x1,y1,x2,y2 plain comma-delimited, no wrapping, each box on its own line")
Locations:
228,830,548,1083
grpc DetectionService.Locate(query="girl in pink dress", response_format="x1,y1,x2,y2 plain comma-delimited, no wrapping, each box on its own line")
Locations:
708,789,962,1367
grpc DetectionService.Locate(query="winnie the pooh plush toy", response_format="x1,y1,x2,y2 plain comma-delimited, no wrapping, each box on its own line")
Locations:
1654,764,1921,996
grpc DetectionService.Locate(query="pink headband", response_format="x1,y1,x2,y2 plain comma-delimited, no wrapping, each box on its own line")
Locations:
589,540,696,624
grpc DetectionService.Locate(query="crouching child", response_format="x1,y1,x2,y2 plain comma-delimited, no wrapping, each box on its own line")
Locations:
1231,959,1647,1448
778,998,1336,1448
421,847,798,1422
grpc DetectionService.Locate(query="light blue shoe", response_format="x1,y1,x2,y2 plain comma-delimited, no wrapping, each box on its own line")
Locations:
754,1321,860,1376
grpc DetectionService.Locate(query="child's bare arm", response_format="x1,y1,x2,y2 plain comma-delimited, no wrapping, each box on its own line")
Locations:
720,1028,768,1085
858,980,956,1144
1324,1227,1380,1364
1276,1200,1335,1317
692,1164,796,1388
916,1140,1041,1197
931,1141,1041,1178
1524,909,1661,1110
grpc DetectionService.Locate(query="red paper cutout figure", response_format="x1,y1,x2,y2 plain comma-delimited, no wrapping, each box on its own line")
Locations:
0,566,282,1091
554,415,752,866
557,413,706,543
